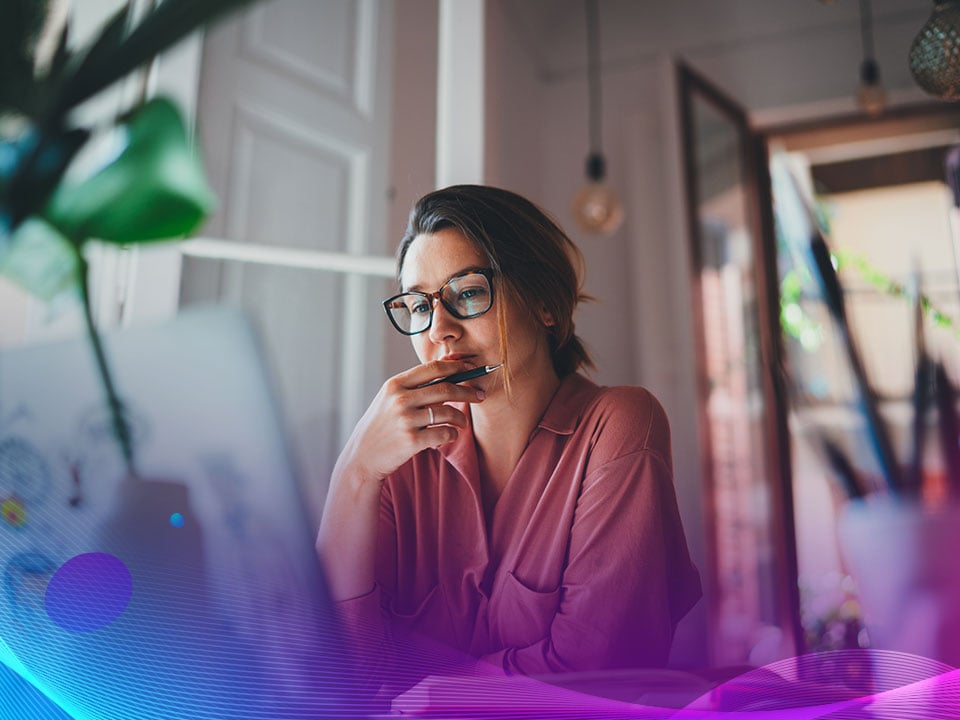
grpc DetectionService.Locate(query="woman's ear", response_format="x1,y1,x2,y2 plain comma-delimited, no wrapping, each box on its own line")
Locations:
540,305,556,327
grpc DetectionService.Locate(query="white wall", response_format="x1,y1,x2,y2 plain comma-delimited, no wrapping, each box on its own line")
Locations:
383,0,440,379
510,0,929,111
660,5,928,115
484,0,545,201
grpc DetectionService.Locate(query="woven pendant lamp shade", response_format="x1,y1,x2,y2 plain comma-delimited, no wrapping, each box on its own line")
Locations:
910,1,960,100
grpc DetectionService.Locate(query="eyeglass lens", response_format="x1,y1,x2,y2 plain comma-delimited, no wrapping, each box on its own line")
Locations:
386,272,492,334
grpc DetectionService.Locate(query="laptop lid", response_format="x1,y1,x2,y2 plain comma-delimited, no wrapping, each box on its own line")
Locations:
0,306,359,718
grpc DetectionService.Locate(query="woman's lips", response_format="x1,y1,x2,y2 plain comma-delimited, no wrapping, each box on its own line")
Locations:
440,353,476,362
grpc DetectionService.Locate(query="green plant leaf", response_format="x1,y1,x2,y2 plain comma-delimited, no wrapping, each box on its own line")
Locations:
62,3,130,98
51,0,256,119
0,214,79,299
48,19,70,79
44,96,215,244
0,0,50,115
5,125,89,228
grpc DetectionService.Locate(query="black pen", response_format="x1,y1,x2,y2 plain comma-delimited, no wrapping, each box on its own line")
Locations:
418,364,502,387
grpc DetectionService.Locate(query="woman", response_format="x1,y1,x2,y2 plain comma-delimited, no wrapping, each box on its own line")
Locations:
317,185,700,684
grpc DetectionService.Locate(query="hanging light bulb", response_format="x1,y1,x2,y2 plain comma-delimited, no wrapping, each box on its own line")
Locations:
572,0,624,235
857,58,886,116
573,154,623,235
856,0,886,116
909,0,960,101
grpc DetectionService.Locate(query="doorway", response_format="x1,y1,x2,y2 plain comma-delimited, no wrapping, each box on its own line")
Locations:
764,106,960,654
678,63,799,667
680,60,960,664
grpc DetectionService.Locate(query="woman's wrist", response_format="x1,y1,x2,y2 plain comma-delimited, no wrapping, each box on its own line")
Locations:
331,459,384,502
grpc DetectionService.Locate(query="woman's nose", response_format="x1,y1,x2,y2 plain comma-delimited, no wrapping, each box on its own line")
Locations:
427,299,462,343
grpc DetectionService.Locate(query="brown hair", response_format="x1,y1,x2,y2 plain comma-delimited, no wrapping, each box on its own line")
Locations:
397,185,594,385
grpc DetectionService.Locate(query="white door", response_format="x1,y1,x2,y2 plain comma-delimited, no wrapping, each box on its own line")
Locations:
180,0,396,528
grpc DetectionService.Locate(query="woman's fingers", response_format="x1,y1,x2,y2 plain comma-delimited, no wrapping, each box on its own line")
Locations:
413,379,485,408
423,425,457,448
342,360,486,480
390,364,485,425
397,359,474,388
419,403,468,429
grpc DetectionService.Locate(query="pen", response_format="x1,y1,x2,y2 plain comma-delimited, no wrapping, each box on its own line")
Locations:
418,364,502,387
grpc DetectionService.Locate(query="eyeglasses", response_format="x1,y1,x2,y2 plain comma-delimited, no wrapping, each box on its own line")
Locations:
382,269,495,336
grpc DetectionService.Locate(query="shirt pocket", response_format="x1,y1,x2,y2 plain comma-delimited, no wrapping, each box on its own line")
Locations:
490,571,561,649
387,583,458,648
389,583,440,622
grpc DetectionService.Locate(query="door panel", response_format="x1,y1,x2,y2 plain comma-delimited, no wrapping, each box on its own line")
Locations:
182,0,394,528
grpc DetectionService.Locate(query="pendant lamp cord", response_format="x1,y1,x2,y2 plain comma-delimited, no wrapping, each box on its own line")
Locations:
585,0,602,156
859,0,875,63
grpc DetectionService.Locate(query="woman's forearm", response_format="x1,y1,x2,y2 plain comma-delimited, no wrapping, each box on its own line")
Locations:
316,463,383,601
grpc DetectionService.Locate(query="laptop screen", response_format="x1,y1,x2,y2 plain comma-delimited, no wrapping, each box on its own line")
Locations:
0,307,359,718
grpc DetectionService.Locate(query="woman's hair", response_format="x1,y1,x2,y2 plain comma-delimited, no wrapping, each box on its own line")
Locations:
397,185,594,382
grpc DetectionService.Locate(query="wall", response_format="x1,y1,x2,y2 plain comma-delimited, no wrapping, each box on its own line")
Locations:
484,0,546,201
383,0,440,379
510,0,929,112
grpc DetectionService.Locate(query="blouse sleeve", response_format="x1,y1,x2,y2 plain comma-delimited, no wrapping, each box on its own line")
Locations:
330,481,397,685
332,477,465,696
480,394,702,675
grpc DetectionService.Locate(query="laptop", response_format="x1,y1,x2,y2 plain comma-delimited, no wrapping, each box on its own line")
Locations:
0,306,360,718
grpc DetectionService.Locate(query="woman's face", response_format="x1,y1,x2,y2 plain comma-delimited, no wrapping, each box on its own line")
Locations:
400,228,553,393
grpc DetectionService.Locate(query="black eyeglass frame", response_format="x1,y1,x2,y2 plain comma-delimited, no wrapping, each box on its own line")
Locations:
382,268,496,336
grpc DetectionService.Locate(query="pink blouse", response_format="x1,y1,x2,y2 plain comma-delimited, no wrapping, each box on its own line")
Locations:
337,372,701,682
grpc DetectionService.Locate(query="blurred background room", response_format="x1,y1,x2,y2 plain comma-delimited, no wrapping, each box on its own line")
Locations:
3,0,960,678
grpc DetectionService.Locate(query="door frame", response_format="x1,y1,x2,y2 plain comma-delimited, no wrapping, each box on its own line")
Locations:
678,61,803,662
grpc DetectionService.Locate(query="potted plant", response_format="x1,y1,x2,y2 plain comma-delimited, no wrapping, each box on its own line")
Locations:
1,0,257,475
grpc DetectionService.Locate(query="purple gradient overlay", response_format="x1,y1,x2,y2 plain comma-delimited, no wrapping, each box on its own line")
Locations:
367,648,960,718
43,553,132,633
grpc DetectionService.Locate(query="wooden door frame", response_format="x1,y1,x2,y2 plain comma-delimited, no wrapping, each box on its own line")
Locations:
678,61,803,661
759,101,960,150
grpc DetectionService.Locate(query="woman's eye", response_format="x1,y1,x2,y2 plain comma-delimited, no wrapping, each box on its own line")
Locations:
458,287,486,301
410,301,430,314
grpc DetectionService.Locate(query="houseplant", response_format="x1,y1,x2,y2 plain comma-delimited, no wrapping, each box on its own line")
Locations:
1,0,257,475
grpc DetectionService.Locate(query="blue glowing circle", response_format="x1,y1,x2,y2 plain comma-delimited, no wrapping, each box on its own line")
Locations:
170,512,184,528
44,553,132,633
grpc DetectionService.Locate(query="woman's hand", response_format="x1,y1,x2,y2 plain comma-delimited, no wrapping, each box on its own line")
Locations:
335,359,485,487
318,360,485,600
